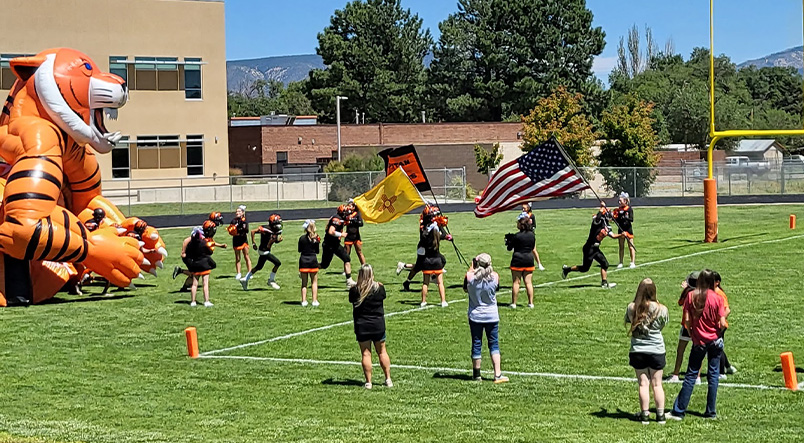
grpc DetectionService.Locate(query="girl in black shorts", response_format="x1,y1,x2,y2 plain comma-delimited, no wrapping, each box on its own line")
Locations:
298,220,321,307
182,221,226,307
506,212,538,309
240,214,283,290
320,205,354,287
625,278,669,424
420,207,450,308
227,205,252,280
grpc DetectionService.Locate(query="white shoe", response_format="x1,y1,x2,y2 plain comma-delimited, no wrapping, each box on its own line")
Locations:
441,301,449,308
190,301,197,307
629,262,636,269
509,304,517,309
695,378,702,385
602,282,617,289
667,375,680,383
528,303,534,309
312,300,320,307
420,302,427,307
726,365,738,374
396,262,405,276
616,263,623,269
301,301,309,307
538,264,545,271
269,281,281,290
204,301,213,308
384,379,393,388
364,382,372,390
346,278,356,288
240,278,249,291
234,273,241,280
719,374,727,381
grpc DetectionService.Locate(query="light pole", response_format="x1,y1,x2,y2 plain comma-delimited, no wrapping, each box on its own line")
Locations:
336,95,348,162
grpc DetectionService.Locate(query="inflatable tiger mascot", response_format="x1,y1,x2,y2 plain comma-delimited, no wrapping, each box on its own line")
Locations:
0,48,166,306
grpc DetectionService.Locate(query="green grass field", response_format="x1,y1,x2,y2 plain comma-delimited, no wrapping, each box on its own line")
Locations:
1,205,803,442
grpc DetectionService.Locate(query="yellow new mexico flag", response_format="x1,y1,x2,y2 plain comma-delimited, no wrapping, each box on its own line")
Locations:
354,167,425,224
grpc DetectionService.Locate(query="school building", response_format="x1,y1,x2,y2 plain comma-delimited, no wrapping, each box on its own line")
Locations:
1,0,229,188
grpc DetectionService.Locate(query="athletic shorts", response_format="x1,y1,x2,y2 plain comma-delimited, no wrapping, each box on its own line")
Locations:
629,352,666,370
678,326,692,342
355,331,386,343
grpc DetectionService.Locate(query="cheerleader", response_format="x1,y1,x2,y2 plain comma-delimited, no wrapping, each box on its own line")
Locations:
240,214,283,290
505,212,538,309
397,204,451,291
520,203,545,271
344,200,366,265
320,205,355,287
173,211,226,289
181,220,227,307
613,192,636,268
562,203,621,288
420,207,450,308
228,205,252,279
298,219,321,307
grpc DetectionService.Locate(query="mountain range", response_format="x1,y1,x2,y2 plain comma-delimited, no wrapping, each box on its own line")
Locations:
227,47,804,93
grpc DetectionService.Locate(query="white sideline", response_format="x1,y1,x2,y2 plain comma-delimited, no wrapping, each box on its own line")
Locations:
198,354,788,391
202,234,804,356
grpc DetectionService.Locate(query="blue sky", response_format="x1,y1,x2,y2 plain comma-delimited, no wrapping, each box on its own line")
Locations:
225,0,803,79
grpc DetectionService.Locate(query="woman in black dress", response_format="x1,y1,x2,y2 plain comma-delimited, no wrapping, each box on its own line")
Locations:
298,220,321,307
182,221,226,307
349,264,392,389
506,213,538,309
420,216,449,308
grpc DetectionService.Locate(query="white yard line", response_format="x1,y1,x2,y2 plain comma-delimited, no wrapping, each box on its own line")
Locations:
198,354,787,391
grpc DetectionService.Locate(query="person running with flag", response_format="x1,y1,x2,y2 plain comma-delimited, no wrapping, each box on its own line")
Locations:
320,205,355,287
562,202,622,289
240,214,283,290
343,199,366,266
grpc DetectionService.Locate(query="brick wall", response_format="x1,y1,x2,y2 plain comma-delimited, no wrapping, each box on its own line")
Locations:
228,125,262,174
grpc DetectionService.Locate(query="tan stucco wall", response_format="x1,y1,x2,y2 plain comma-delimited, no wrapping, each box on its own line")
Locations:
0,0,229,185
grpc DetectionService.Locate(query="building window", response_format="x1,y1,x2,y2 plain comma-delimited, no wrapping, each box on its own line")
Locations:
111,136,130,179
135,135,181,169
157,57,179,90
186,135,204,176
131,57,179,91
133,57,157,90
1,54,33,90
183,57,202,99
109,56,127,83
277,151,288,163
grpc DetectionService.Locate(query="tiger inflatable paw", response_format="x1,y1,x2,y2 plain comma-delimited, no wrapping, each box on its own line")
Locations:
82,227,146,288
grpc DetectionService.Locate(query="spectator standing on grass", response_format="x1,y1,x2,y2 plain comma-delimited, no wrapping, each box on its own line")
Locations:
506,212,539,309
464,253,508,384
668,272,700,384
298,220,321,307
668,269,727,421
625,278,669,424
349,264,392,389
713,271,737,378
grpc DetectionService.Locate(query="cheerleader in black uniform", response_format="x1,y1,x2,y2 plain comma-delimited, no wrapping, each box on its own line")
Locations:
227,205,252,280
298,219,321,307
240,214,283,290
420,207,450,308
343,200,366,265
173,212,226,290
181,220,227,307
520,203,545,271
562,203,621,289
506,212,539,309
397,204,451,291
613,192,636,269
320,205,355,287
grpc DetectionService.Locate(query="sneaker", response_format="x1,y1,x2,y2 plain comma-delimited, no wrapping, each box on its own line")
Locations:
190,301,197,307
493,375,509,384
667,375,680,383
396,262,405,275
364,383,372,390
269,281,281,290
719,374,727,381
635,411,650,425
234,273,241,280
509,304,517,309
441,301,449,308
695,377,702,385
402,280,411,291
384,379,393,388
240,278,249,291
312,300,320,307
602,282,617,289
528,303,534,309
656,413,666,425
172,266,181,280
204,301,213,307
617,263,624,269
629,262,636,269
301,301,309,307
420,302,427,307
473,375,482,382
726,365,738,374
666,412,683,421
346,278,356,288
538,264,545,271
561,265,570,280
703,413,718,420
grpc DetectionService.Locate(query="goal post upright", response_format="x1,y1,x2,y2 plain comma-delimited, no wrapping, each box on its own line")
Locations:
705,0,804,242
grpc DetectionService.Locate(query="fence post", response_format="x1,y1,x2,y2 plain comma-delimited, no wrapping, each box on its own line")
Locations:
229,176,234,211
127,179,132,217
443,167,448,201
276,175,280,209
632,167,637,197
368,171,372,192
180,179,184,215
780,161,785,195
462,166,467,202
681,162,685,197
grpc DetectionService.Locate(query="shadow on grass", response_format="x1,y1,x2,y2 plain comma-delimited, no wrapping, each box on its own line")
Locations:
174,300,192,305
773,365,804,373
397,300,424,306
41,294,135,304
589,408,637,421
567,284,603,289
321,378,364,387
281,301,303,306
433,372,474,381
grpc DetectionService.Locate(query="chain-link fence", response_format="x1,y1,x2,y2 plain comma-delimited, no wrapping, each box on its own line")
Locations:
105,167,468,217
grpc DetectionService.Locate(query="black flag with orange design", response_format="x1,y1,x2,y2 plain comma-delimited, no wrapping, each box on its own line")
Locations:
378,145,431,192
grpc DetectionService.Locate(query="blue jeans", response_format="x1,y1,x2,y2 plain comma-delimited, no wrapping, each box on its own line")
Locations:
672,337,724,418
469,321,499,359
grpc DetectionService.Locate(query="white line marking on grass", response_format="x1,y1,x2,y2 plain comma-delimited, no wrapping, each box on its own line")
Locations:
200,296,473,356
537,233,804,289
198,354,787,390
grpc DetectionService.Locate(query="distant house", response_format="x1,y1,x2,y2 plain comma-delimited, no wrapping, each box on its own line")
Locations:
730,139,785,163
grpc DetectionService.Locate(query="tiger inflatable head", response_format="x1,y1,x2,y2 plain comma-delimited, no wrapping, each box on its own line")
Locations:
3,48,127,153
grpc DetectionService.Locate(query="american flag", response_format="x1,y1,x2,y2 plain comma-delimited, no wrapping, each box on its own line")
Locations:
474,137,589,218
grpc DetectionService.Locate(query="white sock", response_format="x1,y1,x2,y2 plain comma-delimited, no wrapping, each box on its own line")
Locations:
269,272,276,282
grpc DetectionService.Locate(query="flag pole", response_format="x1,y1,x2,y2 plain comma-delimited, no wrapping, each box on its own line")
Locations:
552,135,637,252
427,187,469,267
